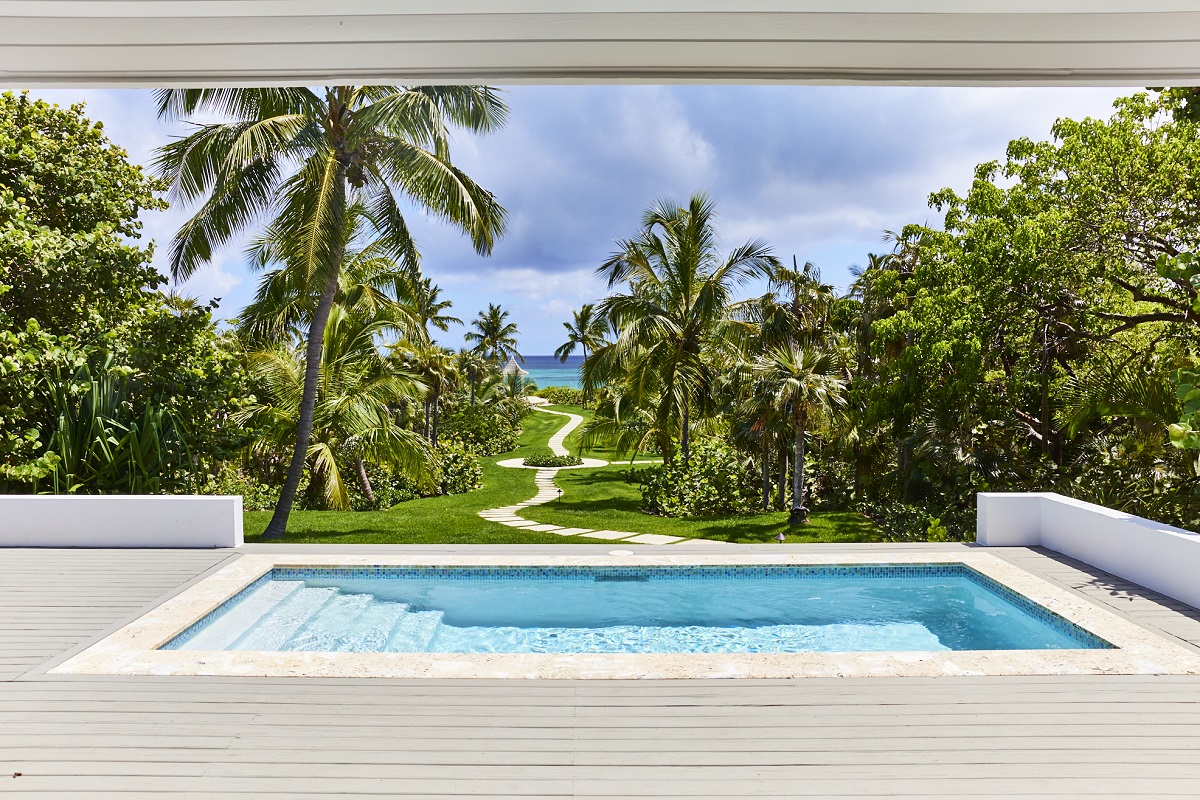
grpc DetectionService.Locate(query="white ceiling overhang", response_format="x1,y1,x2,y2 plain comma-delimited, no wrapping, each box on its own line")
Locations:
4,1,1200,88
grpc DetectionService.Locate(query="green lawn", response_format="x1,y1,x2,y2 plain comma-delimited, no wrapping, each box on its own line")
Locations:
245,404,882,544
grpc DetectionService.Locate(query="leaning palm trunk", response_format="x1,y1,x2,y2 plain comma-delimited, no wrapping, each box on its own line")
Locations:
355,458,375,504
263,265,342,539
777,453,788,511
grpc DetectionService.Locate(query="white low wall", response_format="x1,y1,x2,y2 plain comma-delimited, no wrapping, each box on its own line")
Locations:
0,495,243,548
978,492,1200,610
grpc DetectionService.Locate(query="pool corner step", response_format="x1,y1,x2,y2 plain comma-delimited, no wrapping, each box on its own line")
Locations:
332,601,411,652
283,592,376,651
386,609,444,652
173,580,304,650
229,586,339,651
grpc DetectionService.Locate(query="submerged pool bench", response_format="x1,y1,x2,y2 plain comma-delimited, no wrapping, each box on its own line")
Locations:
0,495,243,548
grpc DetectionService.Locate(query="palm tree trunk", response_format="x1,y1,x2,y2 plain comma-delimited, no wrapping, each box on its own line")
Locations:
790,418,808,524
778,452,788,511
262,264,341,540
431,398,439,447
470,380,476,405
423,401,431,440
681,401,690,467
761,438,771,511
355,458,375,504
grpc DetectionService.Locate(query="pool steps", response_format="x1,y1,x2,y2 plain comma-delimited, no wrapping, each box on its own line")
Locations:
187,580,445,653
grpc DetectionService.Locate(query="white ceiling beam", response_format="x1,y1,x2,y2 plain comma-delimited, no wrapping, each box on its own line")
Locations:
3,2,1200,87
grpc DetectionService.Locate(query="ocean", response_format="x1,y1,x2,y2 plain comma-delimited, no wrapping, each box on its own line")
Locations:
521,355,583,389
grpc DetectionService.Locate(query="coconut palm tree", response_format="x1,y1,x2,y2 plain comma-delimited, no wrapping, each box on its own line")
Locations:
401,343,458,445
411,277,462,342
236,306,430,510
759,258,837,348
237,201,422,346
154,86,506,538
465,303,522,364
554,303,608,362
751,343,847,523
587,192,779,465
456,349,491,405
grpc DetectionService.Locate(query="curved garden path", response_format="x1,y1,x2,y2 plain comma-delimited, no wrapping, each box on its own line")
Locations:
478,405,726,546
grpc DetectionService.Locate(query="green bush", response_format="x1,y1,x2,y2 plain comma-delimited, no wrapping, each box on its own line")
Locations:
198,463,279,511
439,403,521,456
857,499,974,543
346,461,420,511
640,437,759,518
347,442,481,510
433,441,483,496
523,454,583,468
536,386,586,406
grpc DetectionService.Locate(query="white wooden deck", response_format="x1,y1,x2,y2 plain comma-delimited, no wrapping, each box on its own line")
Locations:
4,543,1200,798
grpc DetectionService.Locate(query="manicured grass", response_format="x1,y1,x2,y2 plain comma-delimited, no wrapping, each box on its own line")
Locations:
243,410,573,544
245,403,881,544
525,463,883,544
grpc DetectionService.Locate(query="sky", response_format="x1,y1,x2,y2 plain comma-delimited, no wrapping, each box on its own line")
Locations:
16,84,1131,354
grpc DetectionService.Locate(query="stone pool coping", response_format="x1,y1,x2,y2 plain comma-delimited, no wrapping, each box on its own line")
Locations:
51,551,1200,679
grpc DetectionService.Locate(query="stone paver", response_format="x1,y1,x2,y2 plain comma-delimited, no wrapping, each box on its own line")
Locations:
624,533,685,545
551,528,593,536
523,524,564,532
579,530,637,540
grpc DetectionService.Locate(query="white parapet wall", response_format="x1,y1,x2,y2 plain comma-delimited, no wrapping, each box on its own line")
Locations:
0,495,243,548
978,492,1200,610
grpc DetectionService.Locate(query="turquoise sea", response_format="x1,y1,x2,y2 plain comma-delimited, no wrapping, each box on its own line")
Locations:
521,354,583,389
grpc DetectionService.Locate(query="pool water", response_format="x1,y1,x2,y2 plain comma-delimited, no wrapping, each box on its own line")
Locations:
164,566,1111,654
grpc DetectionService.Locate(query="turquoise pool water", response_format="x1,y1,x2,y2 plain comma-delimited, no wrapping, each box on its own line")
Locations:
164,566,1111,654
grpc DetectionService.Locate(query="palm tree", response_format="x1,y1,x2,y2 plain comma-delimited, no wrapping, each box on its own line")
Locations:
554,303,608,362
456,349,491,405
465,303,522,364
586,192,779,465
411,277,462,342
236,306,430,510
759,258,837,348
237,201,421,346
751,343,847,524
154,86,506,538
402,343,458,445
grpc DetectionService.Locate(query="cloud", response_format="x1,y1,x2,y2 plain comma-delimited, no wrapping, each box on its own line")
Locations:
5,83,1133,352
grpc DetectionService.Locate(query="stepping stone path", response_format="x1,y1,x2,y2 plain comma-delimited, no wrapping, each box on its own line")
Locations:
478,405,729,546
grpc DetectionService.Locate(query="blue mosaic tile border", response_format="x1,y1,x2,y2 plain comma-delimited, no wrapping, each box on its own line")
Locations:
271,563,968,581
159,570,273,650
959,565,1113,649
159,562,1114,651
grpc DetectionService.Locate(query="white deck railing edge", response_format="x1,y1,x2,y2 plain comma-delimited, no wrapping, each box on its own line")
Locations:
977,491,1200,610
0,495,243,548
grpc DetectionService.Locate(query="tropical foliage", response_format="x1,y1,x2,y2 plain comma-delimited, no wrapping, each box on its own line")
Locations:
0,92,247,493
153,85,507,537
13,87,1200,542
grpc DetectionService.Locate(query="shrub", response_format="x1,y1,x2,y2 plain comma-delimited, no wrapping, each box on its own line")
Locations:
433,441,483,496
348,461,420,511
523,454,583,468
640,437,759,518
536,386,586,406
857,499,974,543
439,403,521,456
198,463,279,511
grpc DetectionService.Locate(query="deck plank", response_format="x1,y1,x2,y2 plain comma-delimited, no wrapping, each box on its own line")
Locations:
3,544,1200,797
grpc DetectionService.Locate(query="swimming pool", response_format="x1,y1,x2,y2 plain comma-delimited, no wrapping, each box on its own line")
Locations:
51,553,1200,679
163,565,1110,654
